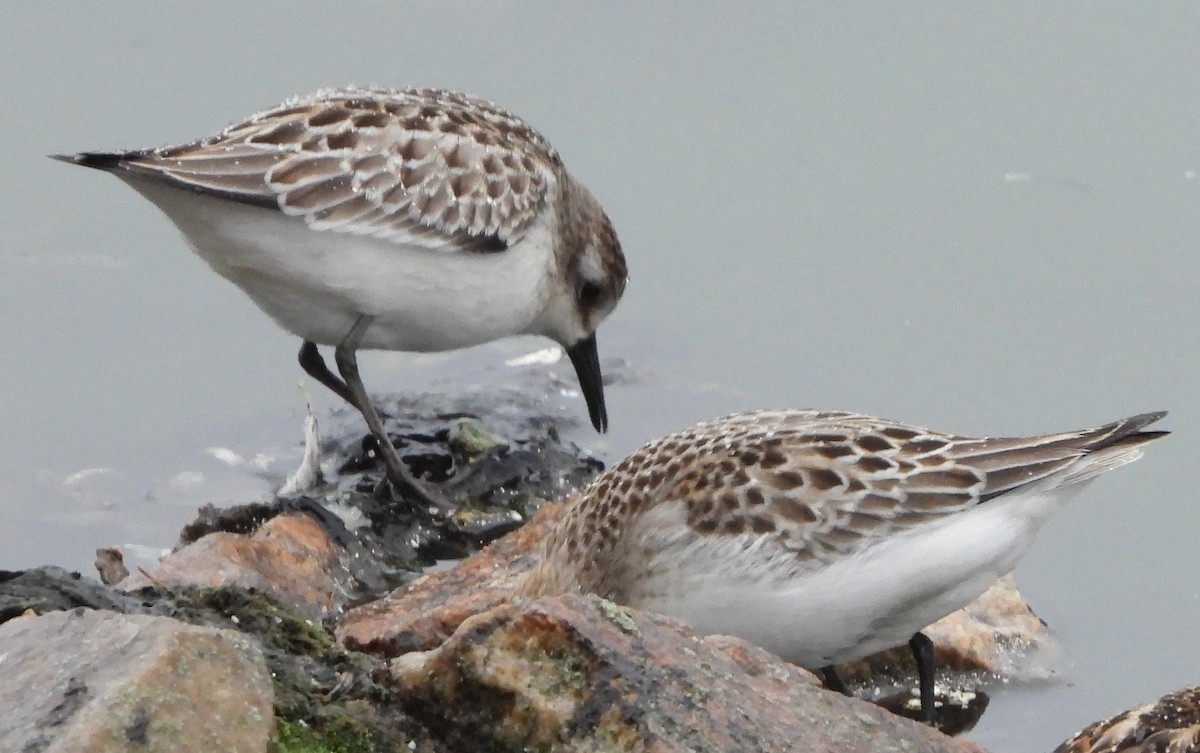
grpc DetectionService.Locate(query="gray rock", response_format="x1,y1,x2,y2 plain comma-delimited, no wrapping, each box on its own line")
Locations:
0,567,140,621
0,609,273,753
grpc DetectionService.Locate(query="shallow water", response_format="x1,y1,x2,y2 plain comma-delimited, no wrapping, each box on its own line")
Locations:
3,5,1198,750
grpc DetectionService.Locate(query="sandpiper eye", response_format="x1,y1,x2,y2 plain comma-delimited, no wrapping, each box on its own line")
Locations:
576,279,605,308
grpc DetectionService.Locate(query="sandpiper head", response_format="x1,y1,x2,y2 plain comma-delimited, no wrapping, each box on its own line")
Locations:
543,180,627,434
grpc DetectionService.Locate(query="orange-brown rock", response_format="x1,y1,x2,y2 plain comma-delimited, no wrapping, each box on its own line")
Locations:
338,501,566,654
387,592,986,753
925,572,1053,673
118,512,348,620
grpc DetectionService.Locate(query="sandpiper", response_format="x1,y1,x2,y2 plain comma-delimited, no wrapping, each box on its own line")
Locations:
520,409,1168,720
1054,686,1200,753
54,87,627,509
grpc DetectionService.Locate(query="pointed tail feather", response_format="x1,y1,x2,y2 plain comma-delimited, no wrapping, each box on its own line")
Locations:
1081,411,1169,450
1059,412,1169,486
973,412,1168,500
49,152,130,170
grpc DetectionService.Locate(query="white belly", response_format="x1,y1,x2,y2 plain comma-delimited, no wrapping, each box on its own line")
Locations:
125,180,556,351
628,485,1083,667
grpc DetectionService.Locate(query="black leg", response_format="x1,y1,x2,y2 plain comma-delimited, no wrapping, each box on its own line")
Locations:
821,665,851,696
909,632,936,722
333,316,452,512
298,341,356,407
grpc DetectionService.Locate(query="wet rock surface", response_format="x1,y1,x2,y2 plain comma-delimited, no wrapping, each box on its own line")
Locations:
325,377,608,556
0,566,142,620
337,501,568,656
117,376,608,616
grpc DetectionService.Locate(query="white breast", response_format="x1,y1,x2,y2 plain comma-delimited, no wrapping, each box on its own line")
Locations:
124,180,558,352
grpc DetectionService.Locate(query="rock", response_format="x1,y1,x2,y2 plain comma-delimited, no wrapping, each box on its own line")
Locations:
1053,686,1200,753
447,417,511,458
0,609,273,753
139,586,429,753
93,548,129,586
1,567,141,621
329,377,609,531
338,501,566,654
0,579,424,751
117,511,351,622
387,593,986,753
838,573,1057,686
925,572,1055,674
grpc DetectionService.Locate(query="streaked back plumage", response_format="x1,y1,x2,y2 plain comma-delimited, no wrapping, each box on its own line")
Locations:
55,87,569,253
1054,686,1200,753
521,410,1167,667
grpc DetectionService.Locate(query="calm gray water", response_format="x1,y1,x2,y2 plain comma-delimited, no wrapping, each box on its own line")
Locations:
3,5,1197,750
